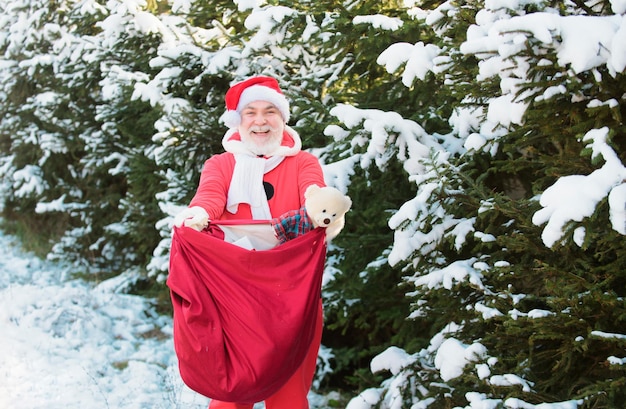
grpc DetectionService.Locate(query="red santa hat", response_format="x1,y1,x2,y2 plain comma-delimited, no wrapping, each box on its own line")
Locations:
221,76,291,128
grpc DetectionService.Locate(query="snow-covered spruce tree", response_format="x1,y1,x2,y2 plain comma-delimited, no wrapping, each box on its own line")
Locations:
79,0,176,282
345,1,626,408
0,0,107,262
0,0,172,278
289,0,450,390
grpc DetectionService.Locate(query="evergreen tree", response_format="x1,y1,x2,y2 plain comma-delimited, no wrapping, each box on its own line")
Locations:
0,0,103,262
64,0,167,275
0,0,176,279
347,1,626,408
295,0,444,390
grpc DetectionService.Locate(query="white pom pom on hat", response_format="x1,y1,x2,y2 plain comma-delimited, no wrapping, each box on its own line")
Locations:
220,76,290,128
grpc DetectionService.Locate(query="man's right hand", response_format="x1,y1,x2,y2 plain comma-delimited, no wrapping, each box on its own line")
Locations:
173,206,210,231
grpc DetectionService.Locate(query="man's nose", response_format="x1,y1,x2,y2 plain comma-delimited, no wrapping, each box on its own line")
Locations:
253,113,267,124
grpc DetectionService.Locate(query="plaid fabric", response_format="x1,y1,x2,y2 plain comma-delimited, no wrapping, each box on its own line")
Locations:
272,207,315,244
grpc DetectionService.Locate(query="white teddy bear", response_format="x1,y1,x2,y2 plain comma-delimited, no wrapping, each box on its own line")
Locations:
272,184,352,243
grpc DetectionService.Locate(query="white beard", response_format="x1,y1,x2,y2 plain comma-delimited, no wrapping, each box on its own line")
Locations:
240,126,283,156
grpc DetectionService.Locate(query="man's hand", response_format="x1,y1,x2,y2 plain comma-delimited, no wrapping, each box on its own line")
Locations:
173,206,210,231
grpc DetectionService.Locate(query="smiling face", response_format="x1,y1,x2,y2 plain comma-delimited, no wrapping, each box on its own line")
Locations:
238,100,285,156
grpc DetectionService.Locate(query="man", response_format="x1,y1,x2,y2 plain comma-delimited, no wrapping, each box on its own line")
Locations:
173,76,325,409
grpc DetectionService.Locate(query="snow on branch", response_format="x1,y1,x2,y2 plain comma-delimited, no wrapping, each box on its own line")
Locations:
352,15,403,31
327,103,436,175
407,258,485,291
532,127,626,247
376,41,441,86
435,337,487,381
461,12,626,75
243,6,298,53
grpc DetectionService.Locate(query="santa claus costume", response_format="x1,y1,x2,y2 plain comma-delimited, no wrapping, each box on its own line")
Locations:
170,76,326,409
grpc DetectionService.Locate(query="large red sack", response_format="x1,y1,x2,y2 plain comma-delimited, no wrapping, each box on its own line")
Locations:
167,221,326,404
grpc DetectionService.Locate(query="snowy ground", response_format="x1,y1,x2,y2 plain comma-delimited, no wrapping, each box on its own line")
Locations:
0,230,332,409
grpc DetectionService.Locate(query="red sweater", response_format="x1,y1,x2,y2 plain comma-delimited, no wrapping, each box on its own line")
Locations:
189,151,325,221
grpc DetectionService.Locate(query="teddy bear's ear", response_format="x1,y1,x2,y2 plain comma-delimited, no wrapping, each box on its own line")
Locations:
305,184,320,199
343,196,353,211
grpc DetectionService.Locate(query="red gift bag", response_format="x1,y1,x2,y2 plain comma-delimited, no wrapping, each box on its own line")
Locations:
167,221,326,403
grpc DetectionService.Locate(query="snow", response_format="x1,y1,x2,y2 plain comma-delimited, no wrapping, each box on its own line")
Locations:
489,374,532,392
243,6,297,52
345,388,382,409
475,302,504,320
12,165,47,197
462,13,625,74
352,15,403,31
532,127,626,247
590,330,626,340
376,5,626,252
0,231,209,409
434,338,487,381
370,346,417,376
410,258,485,290
503,398,582,409
608,183,626,234
608,356,626,365
327,104,433,175
377,42,441,85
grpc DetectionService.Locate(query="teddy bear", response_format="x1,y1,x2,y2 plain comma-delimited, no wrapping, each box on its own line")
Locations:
272,184,352,244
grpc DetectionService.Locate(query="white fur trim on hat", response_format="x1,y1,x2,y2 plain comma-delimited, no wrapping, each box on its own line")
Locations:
220,76,291,129
237,85,290,122
221,110,242,129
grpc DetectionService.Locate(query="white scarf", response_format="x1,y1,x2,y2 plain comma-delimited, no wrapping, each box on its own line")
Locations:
222,126,302,220
226,154,284,219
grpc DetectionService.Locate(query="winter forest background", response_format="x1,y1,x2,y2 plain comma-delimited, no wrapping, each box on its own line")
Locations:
1,0,625,408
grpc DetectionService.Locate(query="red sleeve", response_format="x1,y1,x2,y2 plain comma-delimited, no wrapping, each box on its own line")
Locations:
296,151,326,203
189,151,324,220
189,153,234,220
